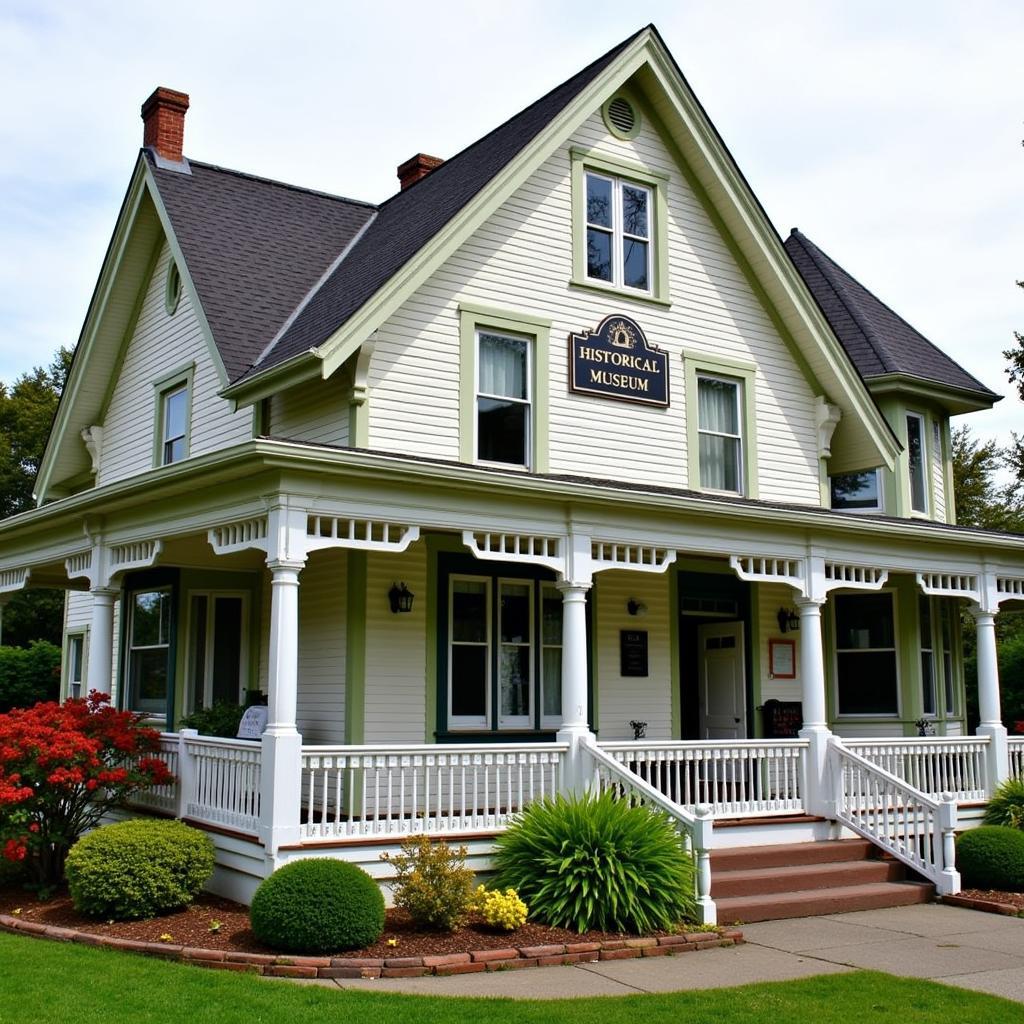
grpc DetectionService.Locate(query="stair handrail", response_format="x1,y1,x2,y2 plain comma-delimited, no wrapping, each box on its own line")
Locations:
829,738,960,895
583,739,716,924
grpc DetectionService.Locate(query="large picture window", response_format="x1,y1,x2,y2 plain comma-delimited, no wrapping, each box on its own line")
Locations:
445,571,566,733
697,374,743,494
476,330,531,467
126,588,173,716
834,592,898,716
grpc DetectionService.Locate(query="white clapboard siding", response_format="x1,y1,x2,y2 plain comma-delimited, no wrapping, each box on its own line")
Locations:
62,591,120,701
98,243,252,487
267,372,350,448
596,570,673,741
65,590,92,631
756,582,802,706
294,549,347,743
931,419,946,523
363,544,428,743
365,108,822,505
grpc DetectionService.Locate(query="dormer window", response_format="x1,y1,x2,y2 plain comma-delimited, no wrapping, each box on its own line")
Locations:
585,172,652,292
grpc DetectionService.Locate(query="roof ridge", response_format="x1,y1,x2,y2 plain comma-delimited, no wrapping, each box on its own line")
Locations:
181,156,379,209
789,229,896,375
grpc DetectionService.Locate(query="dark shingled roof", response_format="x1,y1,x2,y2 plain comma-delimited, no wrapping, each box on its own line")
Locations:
148,157,376,381
237,26,646,380
785,229,998,399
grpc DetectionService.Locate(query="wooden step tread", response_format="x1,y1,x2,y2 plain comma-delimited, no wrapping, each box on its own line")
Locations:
711,840,875,871
712,859,904,898
715,880,934,924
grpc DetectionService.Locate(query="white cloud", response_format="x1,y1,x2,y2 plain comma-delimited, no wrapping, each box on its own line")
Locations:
1,0,1021,446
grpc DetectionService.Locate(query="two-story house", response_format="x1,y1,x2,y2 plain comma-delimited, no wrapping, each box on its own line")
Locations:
2,25,1022,921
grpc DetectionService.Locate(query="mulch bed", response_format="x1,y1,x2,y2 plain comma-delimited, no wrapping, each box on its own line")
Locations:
944,888,1024,917
0,884,743,979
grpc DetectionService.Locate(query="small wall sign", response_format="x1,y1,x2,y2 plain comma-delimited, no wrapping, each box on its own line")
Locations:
760,699,803,739
237,705,269,739
620,629,649,677
569,315,669,406
768,638,796,680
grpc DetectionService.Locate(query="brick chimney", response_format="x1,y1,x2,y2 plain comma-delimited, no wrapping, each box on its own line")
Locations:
141,87,190,163
397,153,443,191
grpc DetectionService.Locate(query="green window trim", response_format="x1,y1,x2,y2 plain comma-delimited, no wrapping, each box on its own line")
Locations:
681,349,759,499
458,301,550,473
62,628,88,702
569,146,671,307
152,362,195,468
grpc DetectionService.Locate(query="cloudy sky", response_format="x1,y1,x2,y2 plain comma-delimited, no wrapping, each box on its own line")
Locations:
1,1,1021,447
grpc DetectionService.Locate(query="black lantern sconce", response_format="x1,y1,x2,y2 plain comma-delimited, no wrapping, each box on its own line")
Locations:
629,720,648,740
776,607,800,634
626,598,648,618
389,582,415,614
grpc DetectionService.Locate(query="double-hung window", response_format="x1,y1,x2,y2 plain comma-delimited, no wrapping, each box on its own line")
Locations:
161,384,188,465
126,588,173,716
834,592,899,716
906,412,928,513
919,595,935,717
66,633,85,700
446,573,564,733
830,469,883,512
476,330,531,468
585,172,652,293
697,374,743,493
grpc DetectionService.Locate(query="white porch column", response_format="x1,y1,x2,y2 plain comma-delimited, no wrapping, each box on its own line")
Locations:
796,597,834,817
556,581,594,791
86,587,118,695
972,607,1009,792
260,558,305,854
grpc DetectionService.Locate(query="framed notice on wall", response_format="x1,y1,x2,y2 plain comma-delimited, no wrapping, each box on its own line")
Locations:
768,638,796,680
620,630,649,677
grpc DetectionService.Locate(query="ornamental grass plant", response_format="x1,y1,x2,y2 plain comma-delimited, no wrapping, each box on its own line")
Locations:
982,777,1024,829
491,789,696,933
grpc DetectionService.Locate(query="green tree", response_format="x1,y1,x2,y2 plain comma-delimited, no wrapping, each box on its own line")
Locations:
0,348,73,648
951,425,1024,532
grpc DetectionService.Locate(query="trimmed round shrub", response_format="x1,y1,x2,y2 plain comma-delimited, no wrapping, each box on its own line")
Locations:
491,789,696,933
250,859,384,953
983,778,1024,829
956,826,1024,890
65,819,214,920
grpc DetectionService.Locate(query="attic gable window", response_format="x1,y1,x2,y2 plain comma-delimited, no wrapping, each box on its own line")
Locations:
585,172,652,292
153,365,194,468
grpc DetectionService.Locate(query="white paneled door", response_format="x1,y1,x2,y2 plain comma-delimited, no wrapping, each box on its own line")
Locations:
697,621,746,740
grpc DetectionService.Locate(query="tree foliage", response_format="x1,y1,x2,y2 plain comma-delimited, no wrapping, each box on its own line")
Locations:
951,425,1024,533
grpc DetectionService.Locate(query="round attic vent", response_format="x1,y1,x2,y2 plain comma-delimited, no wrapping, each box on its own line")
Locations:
604,96,638,138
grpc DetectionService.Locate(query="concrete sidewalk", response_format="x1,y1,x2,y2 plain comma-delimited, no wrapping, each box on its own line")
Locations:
272,904,1024,1002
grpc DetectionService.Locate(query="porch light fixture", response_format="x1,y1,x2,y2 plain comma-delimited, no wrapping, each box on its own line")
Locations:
388,582,415,614
777,607,799,634
626,598,648,618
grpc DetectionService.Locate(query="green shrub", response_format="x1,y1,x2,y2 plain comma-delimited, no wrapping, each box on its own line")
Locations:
65,819,214,920
380,836,475,931
983,778,1024,829
179,701,246,738
0,642,61,713
250,859,384,953
956,826,1024,890
491,790,697,933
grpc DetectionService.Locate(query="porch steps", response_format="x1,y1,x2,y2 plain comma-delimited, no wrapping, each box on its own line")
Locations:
711,840,934,923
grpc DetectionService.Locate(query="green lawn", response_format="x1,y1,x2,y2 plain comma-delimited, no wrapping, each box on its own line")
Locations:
0,931,1021,1024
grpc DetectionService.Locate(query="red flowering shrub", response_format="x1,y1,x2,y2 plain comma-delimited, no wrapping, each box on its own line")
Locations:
0,692,174,884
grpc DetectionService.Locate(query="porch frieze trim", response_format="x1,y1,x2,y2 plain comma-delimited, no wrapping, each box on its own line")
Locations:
589,539,676,575
729,554,804,593
461,529,565,574
0,566,31,595
915,571,981,606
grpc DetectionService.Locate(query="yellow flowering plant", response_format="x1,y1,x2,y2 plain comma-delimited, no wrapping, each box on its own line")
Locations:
474,884,527,931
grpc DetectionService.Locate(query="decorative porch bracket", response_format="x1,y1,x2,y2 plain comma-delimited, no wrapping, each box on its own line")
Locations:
462,530,565,574
0,566,31,595
729,554,804,592
64,538,163,590
590,540,676,575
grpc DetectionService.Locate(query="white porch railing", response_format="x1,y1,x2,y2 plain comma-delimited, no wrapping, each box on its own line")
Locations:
845,737,990,803
125,733,180,815
300,743,568,841
1009,737,1024,779
585,742,716,924
600,740,808,817
831,741,960,894
182,735,262,836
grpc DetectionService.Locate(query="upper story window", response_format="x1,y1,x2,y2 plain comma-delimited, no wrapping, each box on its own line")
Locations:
585,172,652,293
476,330,532,468
696,374,743,494
906,412,928,513
161,384,189,464
831,469,882,512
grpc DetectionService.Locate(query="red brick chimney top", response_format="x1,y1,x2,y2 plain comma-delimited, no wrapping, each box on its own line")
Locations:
141,87,190,163
397,153,443,191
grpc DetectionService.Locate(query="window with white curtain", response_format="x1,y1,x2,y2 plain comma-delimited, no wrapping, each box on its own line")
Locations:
697,374,743,493
476,330,531,467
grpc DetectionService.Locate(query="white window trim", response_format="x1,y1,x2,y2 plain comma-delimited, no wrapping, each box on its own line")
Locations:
906,411,929,516
496,578,534,730
832,588,902,719
830,468,884,514
448,574,491,730
184,590,250,714
696,372,744,496
584,171,653,296
474,328,533,471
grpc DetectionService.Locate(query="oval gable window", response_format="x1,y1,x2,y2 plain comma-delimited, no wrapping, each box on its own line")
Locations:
165,262,182,316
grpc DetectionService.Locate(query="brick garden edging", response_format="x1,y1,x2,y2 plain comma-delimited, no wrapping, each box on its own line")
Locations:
0,913,742,978
942,894,1023,917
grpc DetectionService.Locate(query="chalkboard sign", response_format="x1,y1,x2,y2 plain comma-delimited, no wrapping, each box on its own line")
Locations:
760,699,803,739
620,630,649,677
237,705,269,740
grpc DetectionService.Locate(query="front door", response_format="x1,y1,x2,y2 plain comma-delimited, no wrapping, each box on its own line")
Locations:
697,621,746,740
